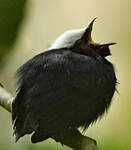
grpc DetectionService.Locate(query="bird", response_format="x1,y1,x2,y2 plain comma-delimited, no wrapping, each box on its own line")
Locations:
12,18,117,144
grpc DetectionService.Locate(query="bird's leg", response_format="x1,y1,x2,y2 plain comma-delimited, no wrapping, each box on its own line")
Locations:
52,128,81,145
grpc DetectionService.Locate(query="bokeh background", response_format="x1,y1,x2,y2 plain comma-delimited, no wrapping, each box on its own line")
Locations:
0,0,130,150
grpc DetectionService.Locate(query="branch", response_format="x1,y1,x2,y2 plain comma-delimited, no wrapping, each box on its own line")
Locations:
0,86,13,112
0,86,99,150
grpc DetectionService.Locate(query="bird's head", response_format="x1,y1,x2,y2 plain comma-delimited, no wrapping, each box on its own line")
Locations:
49,18,116,57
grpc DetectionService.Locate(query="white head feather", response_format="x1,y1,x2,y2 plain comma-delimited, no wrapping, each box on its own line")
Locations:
48,28,86,50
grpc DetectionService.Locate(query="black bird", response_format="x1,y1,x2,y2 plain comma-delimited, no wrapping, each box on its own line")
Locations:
12,19,117,143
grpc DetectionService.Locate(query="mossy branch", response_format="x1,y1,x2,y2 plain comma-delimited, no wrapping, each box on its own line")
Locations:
0,86,98,150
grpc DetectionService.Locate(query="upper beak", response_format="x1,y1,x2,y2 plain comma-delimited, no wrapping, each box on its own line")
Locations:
81,18,97,44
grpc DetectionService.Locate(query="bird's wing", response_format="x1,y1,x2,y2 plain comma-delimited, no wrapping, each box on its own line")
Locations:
12,49,106,141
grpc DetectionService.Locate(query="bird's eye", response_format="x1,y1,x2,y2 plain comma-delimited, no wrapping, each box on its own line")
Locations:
75,39,81,45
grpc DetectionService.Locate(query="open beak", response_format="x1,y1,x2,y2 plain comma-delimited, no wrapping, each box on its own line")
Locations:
82,18,117,48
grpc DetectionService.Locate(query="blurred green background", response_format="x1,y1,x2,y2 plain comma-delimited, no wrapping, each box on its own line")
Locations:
0,0,130,150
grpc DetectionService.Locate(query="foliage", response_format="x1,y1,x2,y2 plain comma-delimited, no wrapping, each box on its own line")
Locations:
0,0,26,67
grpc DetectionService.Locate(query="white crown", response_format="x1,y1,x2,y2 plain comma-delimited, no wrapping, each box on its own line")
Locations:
48,28,86,50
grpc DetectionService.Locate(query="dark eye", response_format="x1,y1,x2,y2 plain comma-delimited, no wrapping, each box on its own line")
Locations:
72,39,82,49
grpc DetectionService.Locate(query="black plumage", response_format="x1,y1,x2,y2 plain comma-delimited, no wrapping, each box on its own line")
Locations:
12,19,117,143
